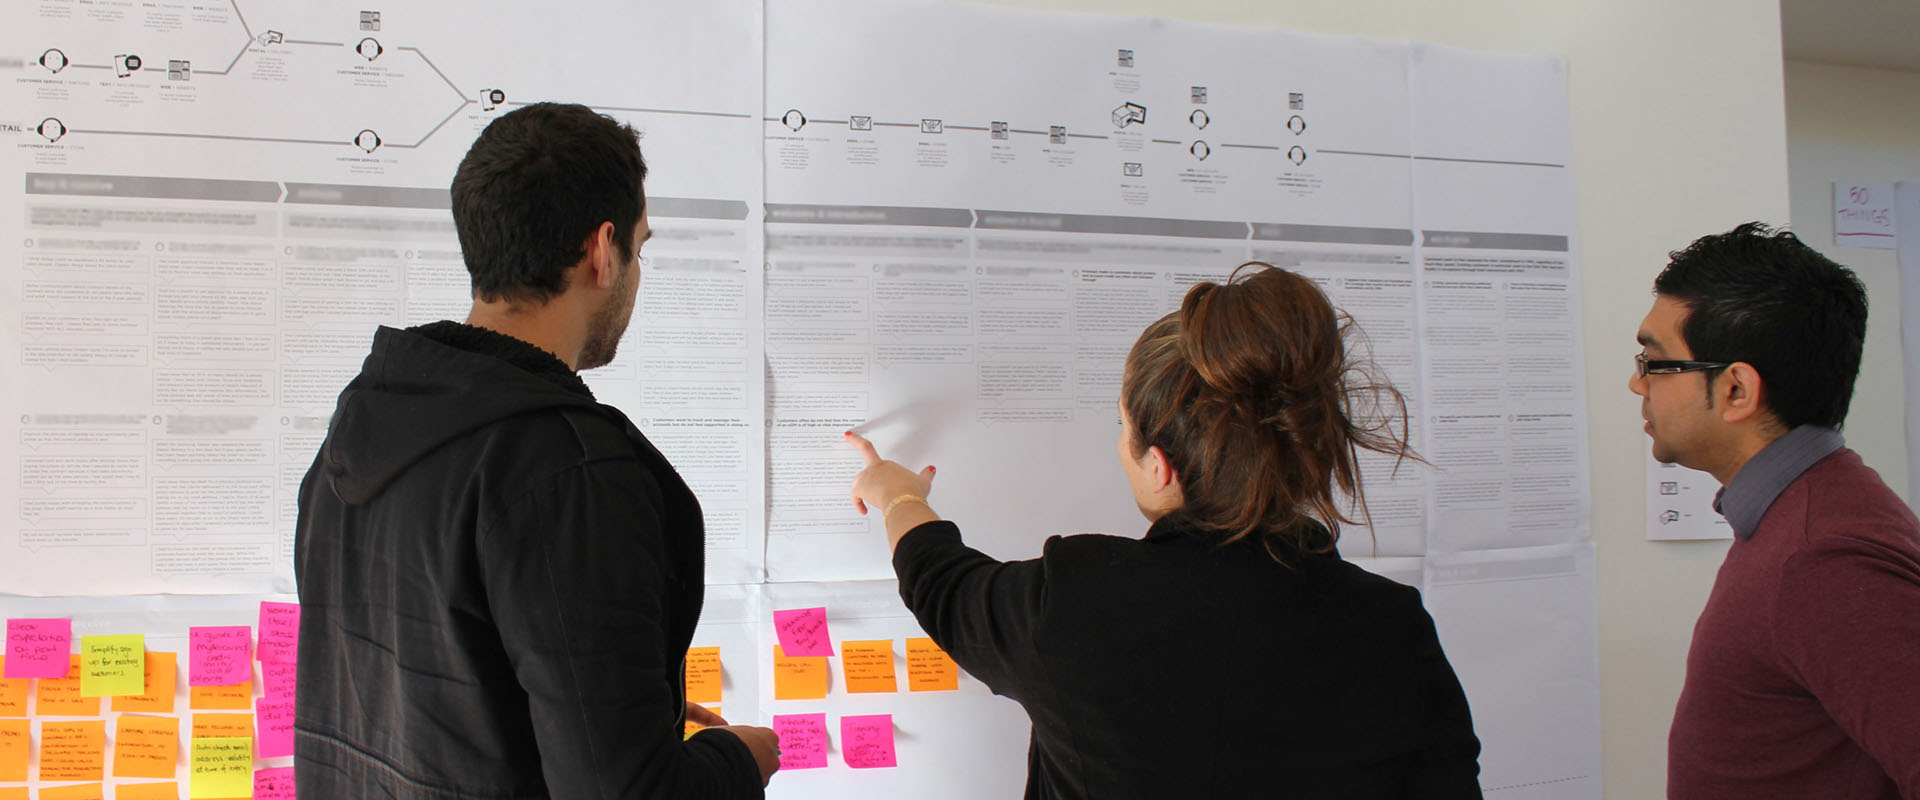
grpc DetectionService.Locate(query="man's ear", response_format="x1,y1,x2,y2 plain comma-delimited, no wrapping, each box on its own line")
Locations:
580,221,619,290
1717,362,1767,425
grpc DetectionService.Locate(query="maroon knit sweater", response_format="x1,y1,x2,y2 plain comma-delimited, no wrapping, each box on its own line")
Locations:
1669,449,1920,799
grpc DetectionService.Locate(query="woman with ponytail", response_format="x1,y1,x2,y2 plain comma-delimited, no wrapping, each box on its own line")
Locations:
848,263,1482,799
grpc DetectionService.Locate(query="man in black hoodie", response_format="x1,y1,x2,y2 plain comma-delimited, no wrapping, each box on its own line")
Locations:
294,102,778,797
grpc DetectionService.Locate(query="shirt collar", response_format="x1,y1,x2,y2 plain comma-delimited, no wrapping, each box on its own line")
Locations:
1711,425,1844,540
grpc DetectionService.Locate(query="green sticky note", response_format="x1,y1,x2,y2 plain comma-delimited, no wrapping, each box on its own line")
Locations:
190,737,253,799
80,634,146,697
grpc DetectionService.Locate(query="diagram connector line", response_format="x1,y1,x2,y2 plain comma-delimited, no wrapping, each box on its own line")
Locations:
227,0,255,41
284,40,344,46
543,102,751,120
397,46,465,100
70,128,346,147
1319,149,1411,160
204,36,252,77
1220,143,1280,150
390,99,476,149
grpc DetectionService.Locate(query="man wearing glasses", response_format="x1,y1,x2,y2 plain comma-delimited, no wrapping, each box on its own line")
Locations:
1630,222,1920,799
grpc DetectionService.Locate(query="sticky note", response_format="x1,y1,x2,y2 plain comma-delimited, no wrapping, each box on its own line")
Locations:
4,619,71,679
0,658,27,716
256,602,299,665
684,646,722,705
36,656,101,716
256,696,294,758
841,714,899,768
112,651,177,714
840,640,898,693
188,627,251,686
113,715,180,779
79,635,145,698
254,765,296,799
0,787,22,800
906,638,959,692
38,719,105,781
116,783,180,800
39,783,103,800
0,718,27,781
772,607,833,657
188,737,253,799
260,661,296,701
771,646,829,700
770,713,828,770
683,706,720,739
190,680,252,711
190,713,253,740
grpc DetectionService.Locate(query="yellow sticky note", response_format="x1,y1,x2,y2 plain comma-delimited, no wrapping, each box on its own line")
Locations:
80,635,145,698
38,719,106,781
771,646,830,700
36,656,101,716
189,680,252,711
112,652,177,714
113,715,180,779
685,646,722,705
40,784,104,800
190,713,253,740
0,718,27,781
0,658,28,716
188,737,252,799
841,640,898,694
116,782,181,800
905,638,959,692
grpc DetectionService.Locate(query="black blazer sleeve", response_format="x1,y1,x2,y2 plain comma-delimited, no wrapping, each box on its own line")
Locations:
891,520,1048,698
1404,604,1483,797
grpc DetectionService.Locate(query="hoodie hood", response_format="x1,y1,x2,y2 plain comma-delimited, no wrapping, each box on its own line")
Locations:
320,323,601,504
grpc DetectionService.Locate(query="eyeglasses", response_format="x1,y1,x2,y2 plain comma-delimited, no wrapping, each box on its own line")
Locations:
1635,352,1730,378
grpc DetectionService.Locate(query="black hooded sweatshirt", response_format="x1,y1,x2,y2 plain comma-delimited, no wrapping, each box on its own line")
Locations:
294,322,761,798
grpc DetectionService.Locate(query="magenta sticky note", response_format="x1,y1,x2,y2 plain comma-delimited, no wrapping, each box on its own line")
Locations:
254,765,297,799
841,714,898,768
262,660,298,700
773,607,833,657
257,696,296,758
772,713,829,770
188,626,252,686
257,602,300,664
4,618,72,678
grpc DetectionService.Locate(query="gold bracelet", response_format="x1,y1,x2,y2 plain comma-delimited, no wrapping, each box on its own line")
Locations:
882,494,928,523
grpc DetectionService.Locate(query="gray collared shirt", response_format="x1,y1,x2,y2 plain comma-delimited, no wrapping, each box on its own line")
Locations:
1712,425,1846,540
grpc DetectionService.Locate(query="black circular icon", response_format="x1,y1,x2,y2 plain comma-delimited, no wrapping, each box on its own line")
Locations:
37,118,66,143
123,54,142,71
782,109,806,131
39,49,68,74
1287,115,1306,135
1287,146,1307,165
1189,109,1210,130
357,38,383,61
1190,140,1210,161
355,129,382,153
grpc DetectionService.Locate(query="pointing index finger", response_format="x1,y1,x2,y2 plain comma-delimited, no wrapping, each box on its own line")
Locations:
844,430,882,467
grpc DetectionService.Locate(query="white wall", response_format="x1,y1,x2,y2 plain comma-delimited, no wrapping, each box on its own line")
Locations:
1785,60,1920,502
976,1,1792,795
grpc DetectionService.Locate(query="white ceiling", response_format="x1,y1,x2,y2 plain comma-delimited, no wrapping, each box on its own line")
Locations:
1780,0,1920,73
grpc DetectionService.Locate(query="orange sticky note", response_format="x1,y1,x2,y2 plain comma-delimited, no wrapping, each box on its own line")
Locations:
40,784,104,800
0,718,27,781
116,782,180,800
0,787,21,800
36,656,100,716
771,645,829,700
841,640,898,694
0,658,28,716
190,713,253,740
113,715,179,779
685,646,722,705
906,638,959,692
189,680,251,711
38,719,105,781
111,652,177,714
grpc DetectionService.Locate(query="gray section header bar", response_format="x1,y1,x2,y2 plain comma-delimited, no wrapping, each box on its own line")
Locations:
1251,223,1412,246
1421,230,1569,252
26,172,280,202
651,197,751,220
766,204,972,227
976,210,1246,240
284,183,451,209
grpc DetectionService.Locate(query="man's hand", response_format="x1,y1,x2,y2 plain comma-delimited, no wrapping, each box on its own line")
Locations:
686,702,727,728
710,724,781,786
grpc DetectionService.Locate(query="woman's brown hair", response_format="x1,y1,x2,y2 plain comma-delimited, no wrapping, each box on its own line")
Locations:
1120,262,1415,560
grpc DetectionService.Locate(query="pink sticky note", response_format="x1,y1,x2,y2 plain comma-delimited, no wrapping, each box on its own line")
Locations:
256,696,296,758
257,602,300,664
261,661,298,700
841,714,898,769
4,618,72,678
771,713,829,770
188,626,252,686
254,765,297,800
772,607,833,658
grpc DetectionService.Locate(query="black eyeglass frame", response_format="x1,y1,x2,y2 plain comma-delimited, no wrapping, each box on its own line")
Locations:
1635,352,1731,378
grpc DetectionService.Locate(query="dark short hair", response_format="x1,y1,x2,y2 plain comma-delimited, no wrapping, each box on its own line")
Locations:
1654,222,1867,429
451,102,646,304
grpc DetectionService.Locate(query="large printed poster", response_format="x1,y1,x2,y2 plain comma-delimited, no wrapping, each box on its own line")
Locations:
2,1,1598,797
